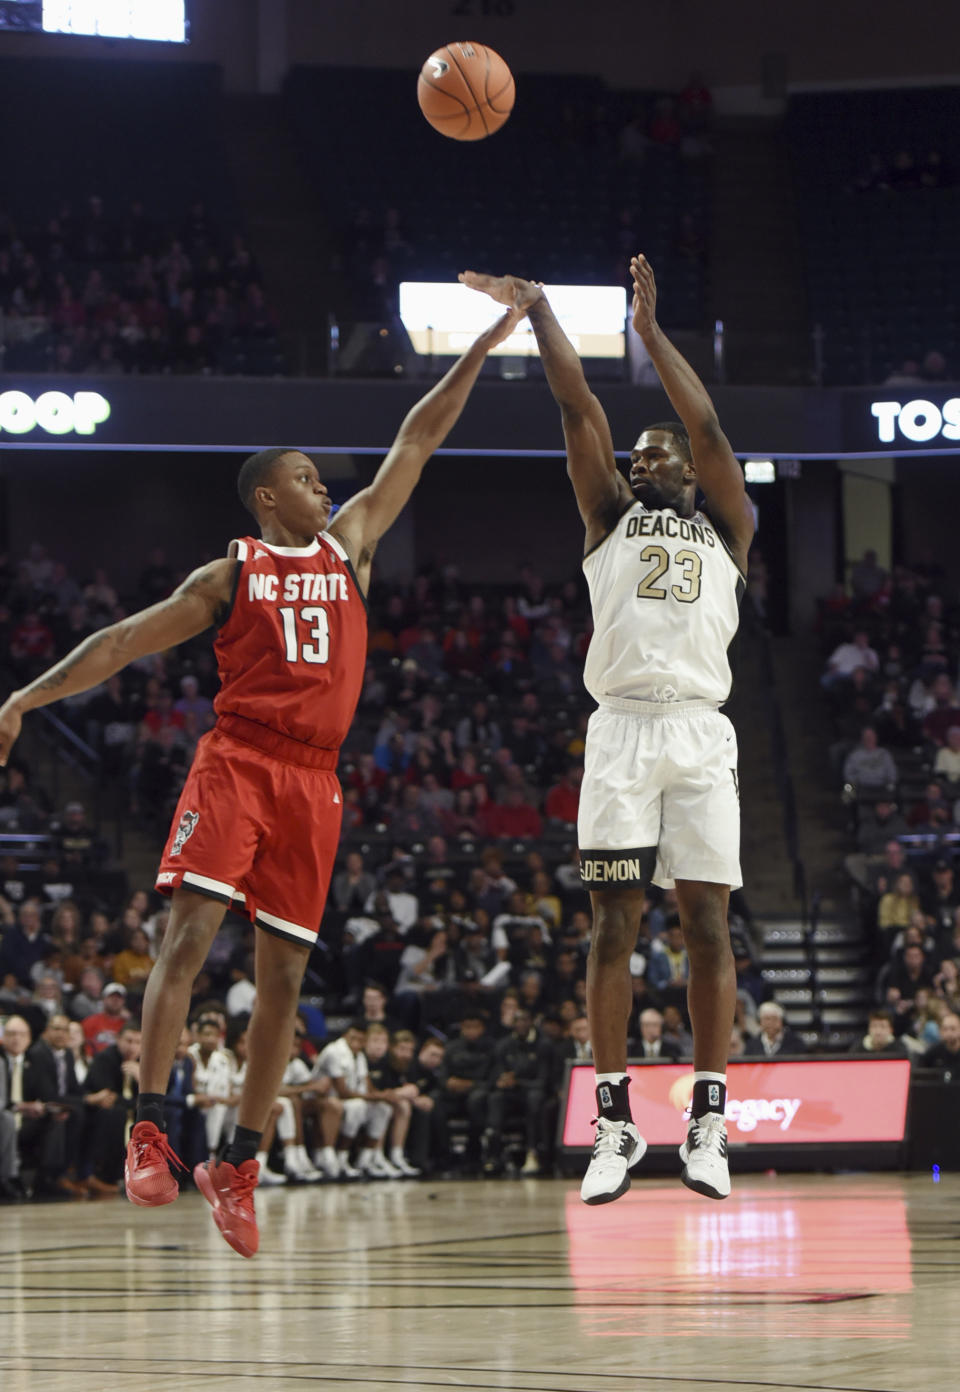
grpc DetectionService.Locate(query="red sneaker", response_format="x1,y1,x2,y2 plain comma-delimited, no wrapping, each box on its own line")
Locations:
125,1122,185,1207
194,1158,260,1258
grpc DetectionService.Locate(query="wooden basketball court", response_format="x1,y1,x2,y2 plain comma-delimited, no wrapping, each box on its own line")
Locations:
1,1172,956,1391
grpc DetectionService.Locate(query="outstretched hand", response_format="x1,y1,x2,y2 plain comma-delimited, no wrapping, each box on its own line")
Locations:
630,254,658,336
476,301,526,351
459,270,543,314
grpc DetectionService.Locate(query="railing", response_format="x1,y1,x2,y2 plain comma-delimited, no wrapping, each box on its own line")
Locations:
752,616,821,1030
28,708,124,859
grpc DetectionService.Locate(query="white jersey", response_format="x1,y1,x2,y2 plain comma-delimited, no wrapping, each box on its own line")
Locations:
313,1036,368,1093
582,502,745,705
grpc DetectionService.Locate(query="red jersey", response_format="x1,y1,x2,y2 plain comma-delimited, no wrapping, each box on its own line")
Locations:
213,532,367,753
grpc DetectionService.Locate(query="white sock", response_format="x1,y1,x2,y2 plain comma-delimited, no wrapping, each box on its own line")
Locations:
595,1071,628,1085
255,1151,269,1167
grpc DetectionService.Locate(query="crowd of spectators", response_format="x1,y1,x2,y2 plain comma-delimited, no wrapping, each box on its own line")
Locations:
821,549,960,1068
848,147,955,194
0,195,281,375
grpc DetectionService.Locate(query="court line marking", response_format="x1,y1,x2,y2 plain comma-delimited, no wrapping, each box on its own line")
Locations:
0,1355,906,1392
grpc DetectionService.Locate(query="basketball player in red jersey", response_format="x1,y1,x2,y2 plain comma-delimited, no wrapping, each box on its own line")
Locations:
0,303,522,1256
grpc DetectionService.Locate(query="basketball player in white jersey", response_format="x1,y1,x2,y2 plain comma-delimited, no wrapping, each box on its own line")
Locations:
463,256,754,1204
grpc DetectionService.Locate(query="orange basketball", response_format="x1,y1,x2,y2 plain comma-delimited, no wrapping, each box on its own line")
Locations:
417,41,515,142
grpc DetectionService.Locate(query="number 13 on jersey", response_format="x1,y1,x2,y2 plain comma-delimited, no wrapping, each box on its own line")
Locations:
280,606,330,664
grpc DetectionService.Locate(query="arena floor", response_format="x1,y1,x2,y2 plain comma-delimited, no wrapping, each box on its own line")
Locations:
0,1172,956,1391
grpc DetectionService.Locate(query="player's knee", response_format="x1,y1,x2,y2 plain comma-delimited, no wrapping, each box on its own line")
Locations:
156,918,212,978
589,894,645,967
684,910,733,964
257,952,306,1005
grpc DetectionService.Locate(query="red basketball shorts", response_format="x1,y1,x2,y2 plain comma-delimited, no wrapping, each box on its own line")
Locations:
155,719,343,947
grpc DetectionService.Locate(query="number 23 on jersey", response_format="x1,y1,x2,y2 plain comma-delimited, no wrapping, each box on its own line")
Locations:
635,545,703,603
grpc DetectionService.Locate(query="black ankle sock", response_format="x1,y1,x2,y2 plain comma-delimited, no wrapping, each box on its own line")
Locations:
223,1125,262,1168
136,1093,166,1129
595,1076,632,1123
692,1078,726,1118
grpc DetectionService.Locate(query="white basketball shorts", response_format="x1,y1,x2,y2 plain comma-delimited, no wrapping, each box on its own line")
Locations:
577,698,742,890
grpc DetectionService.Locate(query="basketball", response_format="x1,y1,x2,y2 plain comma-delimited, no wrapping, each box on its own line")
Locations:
417,41,515,141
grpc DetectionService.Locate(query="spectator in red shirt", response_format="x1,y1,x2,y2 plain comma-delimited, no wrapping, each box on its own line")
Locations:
545,766,583,825
82,982,129,1054
921,675,960,746
10,612,55,669
472,782,500,839
486,787,543,841
140,688,186,740
908,781,954,829
678,71,713,131
350,751,387,803
500,597,530,645
444,786,483,839
451,751,486,794
649,96,682,145
443,625,483,676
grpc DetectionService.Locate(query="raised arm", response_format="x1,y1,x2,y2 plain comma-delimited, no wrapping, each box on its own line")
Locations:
0,558,236,766
330,304,523,591
460,271,632,550
631,254,754,565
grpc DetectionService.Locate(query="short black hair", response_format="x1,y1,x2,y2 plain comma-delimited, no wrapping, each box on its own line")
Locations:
237,447,298,517
346,1018,369,1035
643,420,692,463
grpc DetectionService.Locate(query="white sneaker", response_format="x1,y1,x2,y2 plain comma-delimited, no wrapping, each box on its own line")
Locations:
679,1112,731,1200
389,1152,421,1178
291,1146,324,1182
364,1151,403,1179
339,1156,362,1181
285,1154,323,1184
255,1153,287,1186
314,1148,341,1179
580,1118,646,1205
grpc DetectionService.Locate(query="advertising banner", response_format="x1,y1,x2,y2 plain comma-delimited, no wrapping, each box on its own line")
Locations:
561,1058,911,1151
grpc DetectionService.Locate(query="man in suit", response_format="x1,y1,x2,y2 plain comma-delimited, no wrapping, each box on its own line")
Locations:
634,1008,683,1061
743,1001,807,1057
562,1015,594,1064
82,1020,141,1194
0,899,53,989
23,1012,86,1196
0,1023,23,1199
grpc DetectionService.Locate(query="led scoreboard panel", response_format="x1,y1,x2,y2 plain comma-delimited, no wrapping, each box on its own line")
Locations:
0,1,187,41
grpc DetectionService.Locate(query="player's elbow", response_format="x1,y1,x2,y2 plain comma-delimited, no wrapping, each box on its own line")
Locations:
690,414,724,447
560,391,599,423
